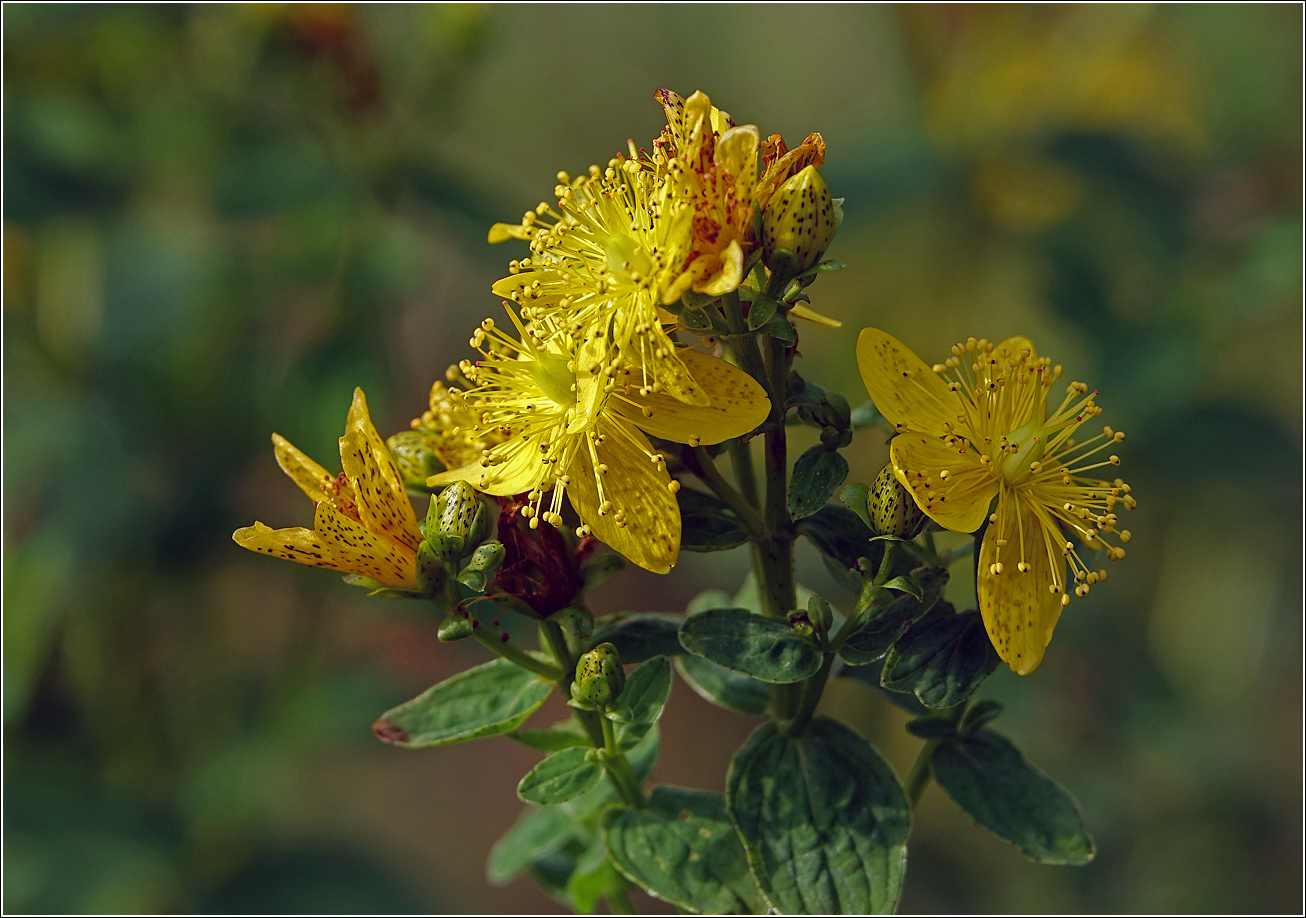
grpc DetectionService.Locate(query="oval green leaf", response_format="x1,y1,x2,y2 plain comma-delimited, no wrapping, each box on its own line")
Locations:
881,605,1000,708
616,656,673,748
518,747,605,805
839,566,949,665
589,613,684,663
603,786,766,914
726,720,911,914
372,658,553,748
931,730,1095,865
676,654,770,717
788,445,850,519
487,804,585,885
679,608,822,684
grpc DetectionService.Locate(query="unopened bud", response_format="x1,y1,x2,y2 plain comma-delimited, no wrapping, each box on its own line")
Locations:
553,606,595,641
762,165,839,278
807,595,833,631
386,430,441,489
424,482,491,559
572,642,625,708
438,613,474,642
869,466,926,539
466,540,505,574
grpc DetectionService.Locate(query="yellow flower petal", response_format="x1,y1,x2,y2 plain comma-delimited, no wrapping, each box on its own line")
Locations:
889,431,997,533
789,303,843,328
977,490,1065,675
613,349,770,445
568,419,679,574
272,433,332,502
428,434,543,497
340,388,422,553
233,508,420,591
856,327,959,437
488,222,532,243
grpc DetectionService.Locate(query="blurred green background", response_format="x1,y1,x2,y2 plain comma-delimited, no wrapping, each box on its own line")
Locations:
4,4,1301,913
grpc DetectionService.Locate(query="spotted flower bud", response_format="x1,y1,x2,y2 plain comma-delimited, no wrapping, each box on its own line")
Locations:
761,164,840,278
869,465,926,539
465,540,505,574
424,482,492,560
386,430,442,489
572,642,625,708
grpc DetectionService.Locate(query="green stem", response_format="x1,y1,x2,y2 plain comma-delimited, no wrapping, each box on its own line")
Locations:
904,699,969,808
730,440,759,507
601,714,647,808
780,652,833,736
471,626,562,681
694,446,766,537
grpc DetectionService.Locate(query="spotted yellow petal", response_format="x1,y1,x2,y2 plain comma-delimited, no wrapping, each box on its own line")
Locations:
889,431,997,533
233,506,420,591
977,489,1065,675
340,388,422,553
567,418,679,574
789,303,843,328
428,434,543,497
272,433,332,502
856,327,959,437
613,349,770,445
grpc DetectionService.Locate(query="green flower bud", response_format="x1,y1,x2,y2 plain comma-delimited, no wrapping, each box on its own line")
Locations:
762,165,839,278
438,613,474,642
571,642,625,708
465,540,505,574
417,542,448,592
807,595,833,632
869,466,926,539
386,430,442,489
424,482,491,559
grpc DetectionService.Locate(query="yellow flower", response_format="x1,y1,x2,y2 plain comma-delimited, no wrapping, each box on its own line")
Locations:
857,328,1135,675
430,311,769,574
409,376,503,472
234,388,424,591
488,149,709,406
651,88,760,302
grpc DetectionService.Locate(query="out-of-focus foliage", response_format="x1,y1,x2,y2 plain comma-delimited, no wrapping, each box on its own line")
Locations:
4,4,1300,914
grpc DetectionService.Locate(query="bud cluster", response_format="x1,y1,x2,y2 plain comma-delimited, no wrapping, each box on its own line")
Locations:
415,481,505,640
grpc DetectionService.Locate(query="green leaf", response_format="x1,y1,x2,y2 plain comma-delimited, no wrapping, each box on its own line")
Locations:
568,726,661,820
510,728,590,752
794,258,844,283
678,488,749,552
960,700,1004,734
905,715,959,740
931,730,1095,865
726,720,911,914
372,658,553,748
679,608,822,684
567,835,625,914
518,747,605,804
850,400,884,430
881,574,924,600
837,482,874,531
746,294,779,330
881,605,1000,708
839,566,949,665
788,446,850,519
589,613,684,663
487,804,586,884
757,314,796,345
616,656,672,748
582,552,628,592
604,786,766,914
675,654,770,717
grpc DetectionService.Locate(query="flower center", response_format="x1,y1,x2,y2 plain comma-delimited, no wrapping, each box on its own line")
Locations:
992,420,1048,484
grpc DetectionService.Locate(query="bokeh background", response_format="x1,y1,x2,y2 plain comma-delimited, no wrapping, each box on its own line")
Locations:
4,3,1302,913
